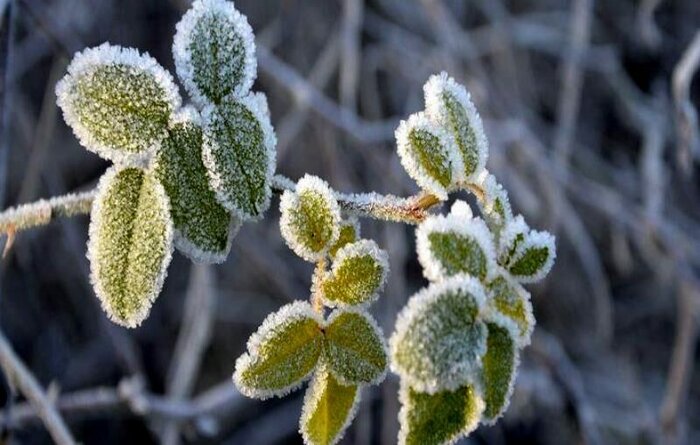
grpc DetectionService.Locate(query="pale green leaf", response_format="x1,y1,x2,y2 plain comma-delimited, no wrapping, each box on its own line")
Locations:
152,107,240,263
88,166,174,328
234,301,324,399
487,274,535,347
480,318,519,424
321,240,388,307
328,218,359,259
507,230,556,283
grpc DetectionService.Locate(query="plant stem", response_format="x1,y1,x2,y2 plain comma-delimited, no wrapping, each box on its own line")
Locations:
0,190,95,233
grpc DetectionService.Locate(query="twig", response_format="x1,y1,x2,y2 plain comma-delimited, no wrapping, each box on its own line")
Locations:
672,30,700,174
0,327,76,445
0,190,94,233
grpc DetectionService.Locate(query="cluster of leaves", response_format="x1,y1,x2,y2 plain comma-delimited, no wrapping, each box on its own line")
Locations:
234,174,391,445
55,0,276,327
389,73,556,444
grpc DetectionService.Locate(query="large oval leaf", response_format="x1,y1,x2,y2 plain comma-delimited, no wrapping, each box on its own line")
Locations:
88,166,174,328
56,43,180,164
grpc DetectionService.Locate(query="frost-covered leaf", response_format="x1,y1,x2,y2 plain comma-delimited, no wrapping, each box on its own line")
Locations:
88,166,173,328
324,309,387,385
234,301,324,399
390,275,488,393
416,200,496,283
475,172,512,232
398,382,484,445
396,112,463,200
56,43,180,164
328,218,360,259
424,72,487,182
321,240,388,307
153,107,239,263
300,365,360,445
497,215,528,266
480,318,519,424
487,274,534,347
507,230,556,283
280,175,341,262
202,92,276,218
173,0,256,106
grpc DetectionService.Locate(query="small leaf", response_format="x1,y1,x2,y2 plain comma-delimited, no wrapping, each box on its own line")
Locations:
497,215,528,266
416,200,496,283
280,175,341,262
328,218,360,259
390,275,488,393
487,274,534,347
321,240,389,307
173,0,256,106
300,364,360,445
152,107,240,263
324,309,387,385
56,43,181,164
398,382,484,445
396,112,462,199
475,172,512,232
234,301,324,399
480,318,519,423
424,72,488,182
202,92,277,218
507,230,556,283
88,166,174,328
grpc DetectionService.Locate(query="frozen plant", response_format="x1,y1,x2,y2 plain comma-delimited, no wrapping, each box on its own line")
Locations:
0,1,555,444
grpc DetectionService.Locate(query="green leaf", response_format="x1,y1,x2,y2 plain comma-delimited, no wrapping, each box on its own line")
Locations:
280,175,341,262
56,43,180,164
475,173,512,233
202,92,276,219
88,166,174,328
399,382,484,445
328,218,359,259
152,107,240,263
234,301,324,399
424,72,488,181
396,112,462,199
497,215,528,266
507,230,556,283
300,365,360,445
173,0,256,105
324,310,387,385
390,275,487,393
480,318,519,423
487,274,534,347
321,240,388,307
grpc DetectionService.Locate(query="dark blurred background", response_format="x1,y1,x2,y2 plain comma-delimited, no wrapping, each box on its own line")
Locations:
0,0,699,443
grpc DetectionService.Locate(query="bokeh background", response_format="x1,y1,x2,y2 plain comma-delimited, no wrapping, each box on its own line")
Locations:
0,0,699,443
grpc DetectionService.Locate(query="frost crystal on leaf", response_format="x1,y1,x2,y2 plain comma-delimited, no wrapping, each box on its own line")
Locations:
173,0,257,106
416,201,497,283
480,316,520,424
497,214,529,265
424,72,488,182
152,107,240,263
88,166,174,328
486,273,535,347
390,275,488,393
321,240,389,307
398,381,484,445
280,175,341,262
395,112,463,200
300,364,360,445
507,230,556,283
233,301,324,399
323,309,388,386
56,43,181,164
328,217,360,259
475,171,513,231
202,92,277,218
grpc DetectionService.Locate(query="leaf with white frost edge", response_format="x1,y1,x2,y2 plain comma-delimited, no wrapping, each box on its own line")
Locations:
321,240,389,307
416,200,496,283
328,218,360,259
424,72,488,182
486,272,535,347
395,112,463,200
324,309,388,386
152,107,240,263
507,230,556,283
88,166,174,328
398,381,484,445
390,275,488,393
234,301,324,399
202,92,277,218
300,364,360,445
56,43,181,165
497,215,528,266
475,171,512,232
280,175,341,262
173,0,256,106
480,315,520,424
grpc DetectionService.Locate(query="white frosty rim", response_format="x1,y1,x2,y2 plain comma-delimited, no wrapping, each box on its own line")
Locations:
173,0,257,107
87,165,174,328
508,229,557,283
